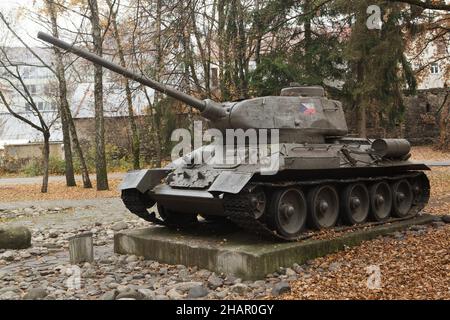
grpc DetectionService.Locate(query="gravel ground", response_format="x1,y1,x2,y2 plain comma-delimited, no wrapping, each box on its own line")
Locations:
0,206,295,300
0,146,448,300
0,203,448,300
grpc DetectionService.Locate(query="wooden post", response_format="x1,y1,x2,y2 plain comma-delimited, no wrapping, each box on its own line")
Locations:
68,232,94,264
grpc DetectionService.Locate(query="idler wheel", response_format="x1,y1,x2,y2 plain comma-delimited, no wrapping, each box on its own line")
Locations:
391,179,413,218
157,204,198,227
307,185,339,229
267,187,307,239
341,183,370,225
409,176,426,207
369,181,392,221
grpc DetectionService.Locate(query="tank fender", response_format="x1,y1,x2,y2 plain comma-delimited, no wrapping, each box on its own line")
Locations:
208,171,254,194
119,169,170,193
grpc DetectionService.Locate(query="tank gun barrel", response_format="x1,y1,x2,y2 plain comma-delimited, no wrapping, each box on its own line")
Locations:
37,32,215,114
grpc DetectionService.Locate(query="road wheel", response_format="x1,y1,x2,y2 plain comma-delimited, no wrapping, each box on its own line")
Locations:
391,179,413,218
267,187,307,239
307,185,339,229
341,183,370,225
369,181,392,221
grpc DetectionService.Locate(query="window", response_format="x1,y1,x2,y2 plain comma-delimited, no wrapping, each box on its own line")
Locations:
22,67,30,79
430,63,439,74
51,102,57,110
426,103,431,113
210,67,219,88
28,85,36,94
25,103,32,111
37,102,44,110
44,84,51,95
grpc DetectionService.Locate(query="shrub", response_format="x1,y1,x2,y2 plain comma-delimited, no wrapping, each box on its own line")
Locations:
22,159,42,176
22,157,66,176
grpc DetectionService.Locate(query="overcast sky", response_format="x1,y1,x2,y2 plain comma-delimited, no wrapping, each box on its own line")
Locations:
0,0,47,47
0,0,31,9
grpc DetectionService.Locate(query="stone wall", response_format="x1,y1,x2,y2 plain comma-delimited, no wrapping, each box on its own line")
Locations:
73,116,141,153
403,88,447,144
345,88,448,144
73,114,192,161
4,142,64,160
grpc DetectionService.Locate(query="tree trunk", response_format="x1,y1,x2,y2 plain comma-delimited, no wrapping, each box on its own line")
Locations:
359,103,367,138
438,93,449,150
236,1,248,98
124,79,140,170
303,0,313,77
143,88,162,167
46,0,91,188
69,121,92,188
88,0,108,190
254,0,262,66
41,132,50,193
60,103,76,186
109,0,140,169
45,0,76,187
151,0,163,167
218,0,232,101
356,60,367,138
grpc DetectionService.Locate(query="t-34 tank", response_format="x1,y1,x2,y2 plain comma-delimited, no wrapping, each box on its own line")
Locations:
38,32,430,241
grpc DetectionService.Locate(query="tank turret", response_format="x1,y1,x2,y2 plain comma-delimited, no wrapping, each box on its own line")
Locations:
38,32,347,143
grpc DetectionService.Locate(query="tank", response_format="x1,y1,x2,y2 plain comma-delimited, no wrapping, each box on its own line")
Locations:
38,32,430,241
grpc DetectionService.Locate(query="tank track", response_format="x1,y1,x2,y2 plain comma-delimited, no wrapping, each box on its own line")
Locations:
122,171,430,242
224,189,307,241
121,189,165,226
224,171,430,241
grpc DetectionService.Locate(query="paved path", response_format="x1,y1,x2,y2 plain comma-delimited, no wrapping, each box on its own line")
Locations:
422,161,450,167
0,172,126,185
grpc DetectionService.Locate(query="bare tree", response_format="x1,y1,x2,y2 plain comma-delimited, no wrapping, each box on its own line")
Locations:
0,51,56,193
44,0,93,188
437,91,449,149
87,0,109,190
0,10,78,186
107,0,140,169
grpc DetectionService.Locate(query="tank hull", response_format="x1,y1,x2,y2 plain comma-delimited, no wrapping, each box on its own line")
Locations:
120,140,431,241
147,165,429,216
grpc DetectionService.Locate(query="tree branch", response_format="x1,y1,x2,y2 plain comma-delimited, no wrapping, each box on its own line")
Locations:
0,12,56,75
388,0,450,11
0,91,44,133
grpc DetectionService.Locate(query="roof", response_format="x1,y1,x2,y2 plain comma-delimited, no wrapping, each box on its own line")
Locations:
0,139,30,150
0,112,62,142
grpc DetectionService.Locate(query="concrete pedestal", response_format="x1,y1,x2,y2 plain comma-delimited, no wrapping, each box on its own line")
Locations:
114,215,435,280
